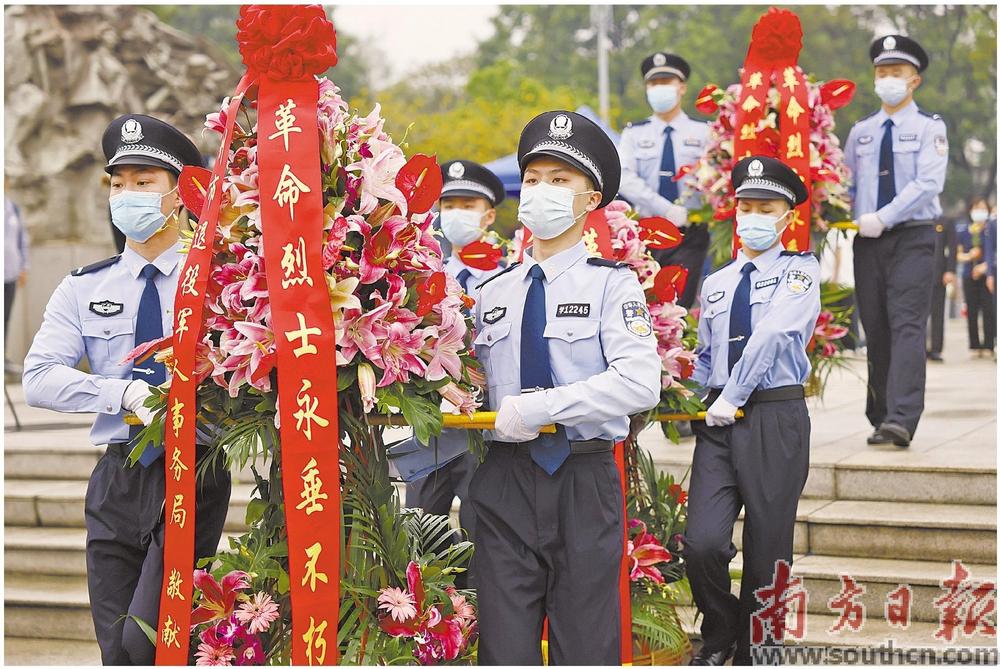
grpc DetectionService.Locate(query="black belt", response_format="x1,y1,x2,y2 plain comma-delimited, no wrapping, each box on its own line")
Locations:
105,441,210,458
489,437,615,454
893,219,936,229
705,384,804,407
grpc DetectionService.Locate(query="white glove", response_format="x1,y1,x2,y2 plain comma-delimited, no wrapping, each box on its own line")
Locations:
705,397,739,427
662,201,690,228
122,380,156,426
857,213,885,238
494,395,541,443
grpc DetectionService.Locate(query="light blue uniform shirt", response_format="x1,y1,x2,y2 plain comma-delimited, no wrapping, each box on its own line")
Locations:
618,111,709,217
443,254,503,305
474,240,661,442
692,243,821,407
844,101,948,227
23,242,183,446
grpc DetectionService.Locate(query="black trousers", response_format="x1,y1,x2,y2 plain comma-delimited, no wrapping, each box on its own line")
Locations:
853,225,936,436
962,275,995,351
928,276,947,355
405,451,477,587
405,451,477,535
469,442,623,665
684,397,810,666
652,223,710,309
85,445,231,665
4,280,15,339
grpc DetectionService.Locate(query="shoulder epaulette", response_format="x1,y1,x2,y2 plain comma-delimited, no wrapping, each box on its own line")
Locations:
918,110,943,121
706,258,736,277
587,257,629,269
781,250,819,261
625,118,651,129
71,254,121,277
475,262,520,290
858,110,878,122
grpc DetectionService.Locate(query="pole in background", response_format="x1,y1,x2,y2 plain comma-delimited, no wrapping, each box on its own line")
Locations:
593,4,611,125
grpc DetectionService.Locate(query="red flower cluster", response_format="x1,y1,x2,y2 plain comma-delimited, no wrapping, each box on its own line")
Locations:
747,7,803,66
236,4,338,81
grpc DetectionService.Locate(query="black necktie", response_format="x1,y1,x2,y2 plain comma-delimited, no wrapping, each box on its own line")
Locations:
130,264,167,466
877,119,896,209
728,262,757,374
658,126,679,202
520,264,570,474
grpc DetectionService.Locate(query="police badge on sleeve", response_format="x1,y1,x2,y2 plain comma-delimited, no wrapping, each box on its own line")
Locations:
785,270,814,294
622,300,652,337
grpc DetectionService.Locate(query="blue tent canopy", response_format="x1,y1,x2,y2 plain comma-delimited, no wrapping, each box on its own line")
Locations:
484,105,622,200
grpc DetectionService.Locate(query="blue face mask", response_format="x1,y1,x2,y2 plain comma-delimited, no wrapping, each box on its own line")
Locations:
736,210,789,251
646,84,679,114
109,189,176,242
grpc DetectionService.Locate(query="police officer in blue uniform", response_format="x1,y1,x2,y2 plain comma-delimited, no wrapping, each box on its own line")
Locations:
684,156,819,666
845,35,948,448
469,110,661,665
619,52,710,308
401,160,507,574
23,114,231,665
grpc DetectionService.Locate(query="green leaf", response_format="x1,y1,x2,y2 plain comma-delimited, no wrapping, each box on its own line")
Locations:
122,614,157,646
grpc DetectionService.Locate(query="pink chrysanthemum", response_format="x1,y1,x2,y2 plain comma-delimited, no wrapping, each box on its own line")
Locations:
377,586,418,622
234,592,280,635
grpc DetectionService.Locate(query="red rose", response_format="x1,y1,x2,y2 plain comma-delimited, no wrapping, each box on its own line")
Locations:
237,4,338,81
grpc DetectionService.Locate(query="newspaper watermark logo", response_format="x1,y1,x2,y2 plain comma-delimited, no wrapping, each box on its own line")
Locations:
745,559,996,652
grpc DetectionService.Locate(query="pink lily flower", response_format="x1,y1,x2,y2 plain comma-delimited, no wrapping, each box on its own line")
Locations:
627,519,672,584
191,570,251,626
370,322,427,387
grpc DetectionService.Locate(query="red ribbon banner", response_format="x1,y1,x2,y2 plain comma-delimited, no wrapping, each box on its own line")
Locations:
155,74,254,664
257,76,341,666
732,8,812,254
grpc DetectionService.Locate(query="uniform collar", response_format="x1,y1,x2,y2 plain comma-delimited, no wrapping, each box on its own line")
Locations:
650,110,690,132
120,241,184,279
735,242,784,277
445,254,487,278
875,100,919,125
522,240,588,283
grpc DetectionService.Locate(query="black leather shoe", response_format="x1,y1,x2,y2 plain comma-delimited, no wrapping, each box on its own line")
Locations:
877,421,911,447
927,352,944,362
867,429,893,445
691,641,736,665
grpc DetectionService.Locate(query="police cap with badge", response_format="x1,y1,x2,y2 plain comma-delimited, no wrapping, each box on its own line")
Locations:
440,160,506,207
102,114,203,177
517,110,621,208
869,34,929,73
641,52,690,81
732,156,809,207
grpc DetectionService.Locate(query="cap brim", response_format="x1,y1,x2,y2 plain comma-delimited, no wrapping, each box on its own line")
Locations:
735,187,795,206
644,67,685,81
105,154,178,175
873,55,921,69
440,187,496,204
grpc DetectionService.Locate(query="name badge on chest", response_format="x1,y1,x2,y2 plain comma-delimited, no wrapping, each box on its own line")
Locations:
556,303,590,317
899,133,918,142
754,277,779,290
637,139,656,149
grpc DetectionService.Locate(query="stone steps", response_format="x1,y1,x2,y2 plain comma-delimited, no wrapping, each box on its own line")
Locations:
5,479,254,533
8,479,994,563
645,435,997,507
4,637,102,665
